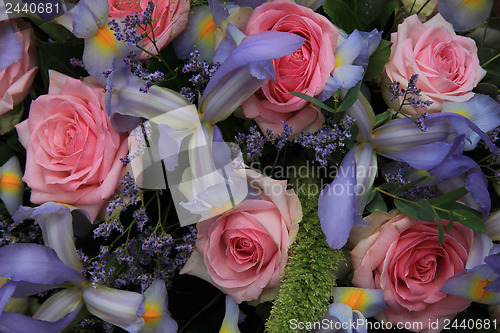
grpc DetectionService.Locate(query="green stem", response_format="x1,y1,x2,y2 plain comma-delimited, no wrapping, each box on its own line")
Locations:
415,0,431,15
106,194,155,250
477,153,493,165
375,187,415,203
480,14,491,50
159,199,173,234
147,21,163,62
178,293,223,333
154,191,162,234
482,51,500,68
408,0,417,15
270,148,281,176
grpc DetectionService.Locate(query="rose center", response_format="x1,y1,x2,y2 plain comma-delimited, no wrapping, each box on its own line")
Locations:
292,48,305,61
65,128,75,146
229,237,259,264
413,254,437,282
235,238,255,255
433,42,462,81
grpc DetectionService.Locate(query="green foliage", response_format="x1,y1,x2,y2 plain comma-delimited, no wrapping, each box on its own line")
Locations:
374,110,392,127
290,80,361,114
323,0,400,33
60,307,90,333
36,40,86,88
337,81,362,112
364,39,391,81
0,103,24,135
474,82,499,100
25,13,76,43
479,48,500,87
266,176,344,333
381,186,486,246
290,92,337,113
366,190,387,213
323,0,361,33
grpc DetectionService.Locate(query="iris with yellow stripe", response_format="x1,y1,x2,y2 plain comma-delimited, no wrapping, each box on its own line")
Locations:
333,287,387,317
441,265,500,305
140,279,178,332
442,94,500,151
438,0,493,31
219,296,240,333
0,156,23,216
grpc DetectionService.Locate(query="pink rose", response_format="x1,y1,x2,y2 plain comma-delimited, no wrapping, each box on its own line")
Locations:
382,14,486,116
241,0,338,134
349,211,473,332
108,0,190,59
181,170,302,303
0,20,37,116
15,71,129,222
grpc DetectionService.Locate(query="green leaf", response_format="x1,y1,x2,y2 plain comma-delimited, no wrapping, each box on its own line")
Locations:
436,202,485,220
36,40,86,87
366,188,377,204
0,144,13,166
374,110,392,127
24,13,75,43
479,48,500,86
378,182,400,192
452,210,486,232
431,201,485,233
338,81,362,112
0,103,24,135
428,187,469,206
394,176,427,195
290,92,337,113
474,82,499,100
429,204,444,246
414,199,436,222
364,39,391,81
366,191,387,213
445,217,454,232
60,306,90,333
394,199,435,222
379,0,400,30
323,0,361,33
394,200,420,218
356,0,386,29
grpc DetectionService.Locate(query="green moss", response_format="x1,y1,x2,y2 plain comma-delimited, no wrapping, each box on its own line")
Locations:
190,0,208,6
266,176,344,333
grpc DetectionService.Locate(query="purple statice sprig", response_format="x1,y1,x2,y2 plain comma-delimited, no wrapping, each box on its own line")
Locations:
103,51,165,93
388,74,434,128
174,226,197,269
0,213,42,247
103,172,142,226
415,112,429,132
236,125,266,160
93,219,124,241
180,50,220,105
383,162,439,201
294,116,355,166
108,0,172,67
124,52,164,93
108,1,154,48
78,225,197,295
389,75,432,132
236,122,293,160
267,122,294,149
107,2,174,93
69,57,85,68
489,126,500,143
236,118,355,165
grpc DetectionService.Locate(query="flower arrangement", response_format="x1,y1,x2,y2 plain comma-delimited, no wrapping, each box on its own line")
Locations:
1,0,500,332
